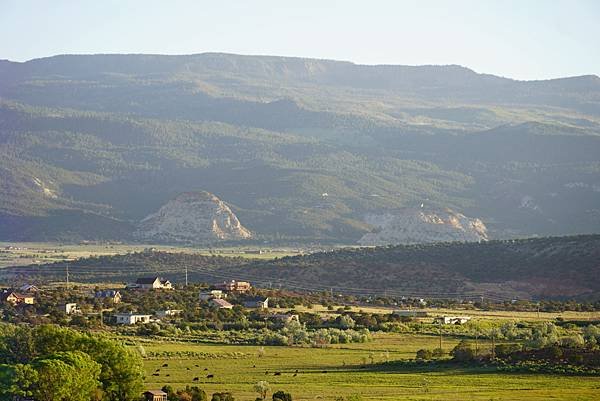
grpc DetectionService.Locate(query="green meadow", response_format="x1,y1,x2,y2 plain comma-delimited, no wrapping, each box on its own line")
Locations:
138,333,600,400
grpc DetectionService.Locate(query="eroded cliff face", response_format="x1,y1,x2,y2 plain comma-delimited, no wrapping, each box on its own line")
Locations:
358,208,488,246
134,191,252,243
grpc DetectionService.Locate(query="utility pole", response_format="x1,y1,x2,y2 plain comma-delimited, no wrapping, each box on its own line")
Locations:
185,266,188,287
439,319,443,351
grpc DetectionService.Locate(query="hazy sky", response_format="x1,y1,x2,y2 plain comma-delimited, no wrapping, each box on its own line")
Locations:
1,0,599,80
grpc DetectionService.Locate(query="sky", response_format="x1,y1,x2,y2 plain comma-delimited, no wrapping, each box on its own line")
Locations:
1,0,599,81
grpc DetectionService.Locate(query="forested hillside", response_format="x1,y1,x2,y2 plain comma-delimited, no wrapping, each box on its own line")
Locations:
4,235,599,300
1,53,600,242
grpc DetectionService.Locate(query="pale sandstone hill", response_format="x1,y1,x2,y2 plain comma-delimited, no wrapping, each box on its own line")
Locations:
358,208,487,246
134,191,252,243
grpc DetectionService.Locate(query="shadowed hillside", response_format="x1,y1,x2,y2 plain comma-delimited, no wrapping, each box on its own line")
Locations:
4,235,599,301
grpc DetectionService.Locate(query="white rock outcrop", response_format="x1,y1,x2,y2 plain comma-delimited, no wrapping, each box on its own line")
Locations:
358,208,487,246
134,191,252,243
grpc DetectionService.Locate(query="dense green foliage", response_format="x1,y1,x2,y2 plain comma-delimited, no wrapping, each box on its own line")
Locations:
0,324,144,401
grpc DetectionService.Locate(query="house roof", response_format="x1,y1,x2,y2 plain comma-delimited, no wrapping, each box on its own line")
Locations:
136,277,160,284
144,390,167,395
8,292,33,299
210,298,233,308
19,284,39,291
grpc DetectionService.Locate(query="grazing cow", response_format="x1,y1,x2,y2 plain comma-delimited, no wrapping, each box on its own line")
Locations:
195,364,199,367
206,374,214,379
274,372,281,376
204,368,208,371
321,370,328,373
186,367,190,370
252,365,256,368
152,373,159,376
193,377,199,382
265,371,269,375
162,363,168,367
293,373,297,377
166,374,170,377
155,369,160,372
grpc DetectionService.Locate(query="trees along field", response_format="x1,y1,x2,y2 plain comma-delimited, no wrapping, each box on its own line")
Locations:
0,324,144,401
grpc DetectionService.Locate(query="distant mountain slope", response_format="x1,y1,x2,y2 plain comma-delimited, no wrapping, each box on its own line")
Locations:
4,235,599,300
1,53,599,242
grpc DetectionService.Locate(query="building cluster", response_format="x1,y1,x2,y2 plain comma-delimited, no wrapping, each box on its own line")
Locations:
0,284,38,306
1,275,282,325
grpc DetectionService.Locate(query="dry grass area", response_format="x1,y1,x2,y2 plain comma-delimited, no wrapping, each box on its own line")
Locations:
0,241,301,268
279,304,600,323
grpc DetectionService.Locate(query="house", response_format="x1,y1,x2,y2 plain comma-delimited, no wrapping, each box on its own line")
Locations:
199,289,225,301
155,309,183,318
393,310,428,318
95,290,122,304
114,312,153,325
270,313,300,324
215,280,251,293
19,284,39,293
1,292,35,305
242,296,269,309
63,303,80,315
434,316,472,325
143,390,168,401
135,277,173,290
209,298,234,309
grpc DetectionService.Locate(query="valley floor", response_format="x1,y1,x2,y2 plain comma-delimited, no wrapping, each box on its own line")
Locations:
137,333,599,400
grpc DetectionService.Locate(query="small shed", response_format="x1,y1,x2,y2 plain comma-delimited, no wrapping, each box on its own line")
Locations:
144,390,168,401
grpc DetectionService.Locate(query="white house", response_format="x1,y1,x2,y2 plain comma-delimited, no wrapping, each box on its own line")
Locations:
434,316,472,325
155,309,183,318
114,312,153,325
199,289,225,301
270,313,300,324
135,277,172,290
95,289,122,303
63,303,80,315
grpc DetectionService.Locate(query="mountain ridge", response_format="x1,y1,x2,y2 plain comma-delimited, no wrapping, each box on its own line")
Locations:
1,53,599,243
2,52,599,83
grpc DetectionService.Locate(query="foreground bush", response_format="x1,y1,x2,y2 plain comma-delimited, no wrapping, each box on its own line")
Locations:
0,323,143,401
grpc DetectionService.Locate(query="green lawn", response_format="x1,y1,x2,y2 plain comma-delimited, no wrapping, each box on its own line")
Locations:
137,333,600,400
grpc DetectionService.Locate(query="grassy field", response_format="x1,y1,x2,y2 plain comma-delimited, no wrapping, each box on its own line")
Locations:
0,241,302,268
137,332,600,400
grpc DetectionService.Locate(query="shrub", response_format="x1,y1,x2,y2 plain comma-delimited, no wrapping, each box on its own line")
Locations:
451,340,475,362
272,390,292,401
416,349,432,360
